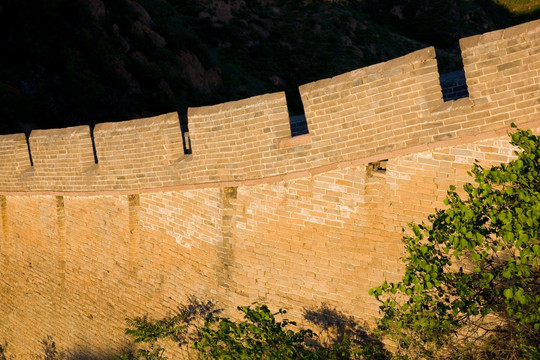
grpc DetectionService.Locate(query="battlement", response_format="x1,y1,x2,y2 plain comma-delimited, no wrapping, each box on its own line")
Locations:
1,19,540,194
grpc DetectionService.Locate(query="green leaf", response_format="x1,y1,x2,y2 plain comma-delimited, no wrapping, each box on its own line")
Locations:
503,288,514,299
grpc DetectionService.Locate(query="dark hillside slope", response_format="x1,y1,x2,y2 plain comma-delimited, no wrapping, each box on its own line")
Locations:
0,0,535,135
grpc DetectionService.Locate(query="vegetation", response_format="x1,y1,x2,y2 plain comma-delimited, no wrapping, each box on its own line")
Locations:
116,299,389,360
112,296,221,360
370,126,540,359
194,304,318,359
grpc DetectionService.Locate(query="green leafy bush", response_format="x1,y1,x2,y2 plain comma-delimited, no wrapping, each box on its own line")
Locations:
194,303,317,359
370,125,540,359
120,300,387,359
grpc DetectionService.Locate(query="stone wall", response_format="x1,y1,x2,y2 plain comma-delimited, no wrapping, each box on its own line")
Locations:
0,19,540,357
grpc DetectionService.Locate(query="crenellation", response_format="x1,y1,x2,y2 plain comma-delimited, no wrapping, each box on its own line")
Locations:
94,112,183,169
0,133,32,185
188,92,292,182
462,20,540,107
29,125,95,179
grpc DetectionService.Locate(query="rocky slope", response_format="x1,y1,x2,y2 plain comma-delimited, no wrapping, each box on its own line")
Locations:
0,0,536,134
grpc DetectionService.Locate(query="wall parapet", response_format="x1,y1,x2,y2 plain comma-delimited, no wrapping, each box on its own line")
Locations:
1,19,539,194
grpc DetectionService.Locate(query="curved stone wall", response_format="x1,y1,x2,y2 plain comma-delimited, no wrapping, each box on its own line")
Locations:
0,19,539,357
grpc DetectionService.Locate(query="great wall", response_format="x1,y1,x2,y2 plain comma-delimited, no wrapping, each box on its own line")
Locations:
1,19,540,357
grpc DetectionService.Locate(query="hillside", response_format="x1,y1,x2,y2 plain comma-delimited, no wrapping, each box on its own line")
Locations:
0,0,538,135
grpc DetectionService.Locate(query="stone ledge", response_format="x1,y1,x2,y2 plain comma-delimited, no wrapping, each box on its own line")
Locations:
279,134,311,148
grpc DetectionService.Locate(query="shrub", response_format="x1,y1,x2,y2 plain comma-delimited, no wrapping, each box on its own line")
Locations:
370,125,540,359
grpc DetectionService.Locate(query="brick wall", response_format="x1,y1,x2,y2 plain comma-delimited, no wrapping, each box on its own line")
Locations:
0,19,540,357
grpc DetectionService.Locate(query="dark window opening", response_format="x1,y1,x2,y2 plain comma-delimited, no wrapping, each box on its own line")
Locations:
289,114,309,137
436,42,469,101
180,114,192,155
25,132,34,167
90,124,98,164
440,70,469,101
285,88,309,137
368,160,388,175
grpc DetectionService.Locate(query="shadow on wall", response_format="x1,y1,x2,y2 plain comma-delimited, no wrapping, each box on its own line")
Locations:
303,303,390,357
0,337,134,360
